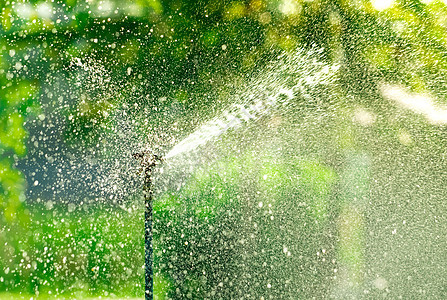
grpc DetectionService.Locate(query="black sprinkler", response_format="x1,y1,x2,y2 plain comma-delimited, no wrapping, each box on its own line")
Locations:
133,151,163,300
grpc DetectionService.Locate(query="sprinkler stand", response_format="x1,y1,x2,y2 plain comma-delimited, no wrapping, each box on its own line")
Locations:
133,151,162,300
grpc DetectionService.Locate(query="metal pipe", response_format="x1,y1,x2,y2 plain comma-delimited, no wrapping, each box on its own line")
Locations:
133,152,162,300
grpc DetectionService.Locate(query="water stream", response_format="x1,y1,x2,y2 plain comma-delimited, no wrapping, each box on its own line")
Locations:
165,49,338,160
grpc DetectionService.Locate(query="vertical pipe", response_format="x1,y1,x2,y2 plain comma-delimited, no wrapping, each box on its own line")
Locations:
143,166,153,300
134,152,161,300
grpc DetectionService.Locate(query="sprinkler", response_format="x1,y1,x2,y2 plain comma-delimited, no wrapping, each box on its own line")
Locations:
133,151,163,300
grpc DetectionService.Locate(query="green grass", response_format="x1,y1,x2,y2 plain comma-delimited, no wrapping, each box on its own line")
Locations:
1,153,339,299
0,293,143,300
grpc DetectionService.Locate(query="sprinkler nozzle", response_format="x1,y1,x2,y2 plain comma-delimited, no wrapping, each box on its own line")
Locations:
132,151,163,168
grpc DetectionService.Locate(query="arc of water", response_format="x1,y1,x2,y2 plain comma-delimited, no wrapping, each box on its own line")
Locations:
165,50,339,160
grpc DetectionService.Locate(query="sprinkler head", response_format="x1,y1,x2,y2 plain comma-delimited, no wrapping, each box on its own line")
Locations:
132,151,163,169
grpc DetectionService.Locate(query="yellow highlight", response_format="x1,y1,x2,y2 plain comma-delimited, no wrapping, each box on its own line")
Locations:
225,2,246,20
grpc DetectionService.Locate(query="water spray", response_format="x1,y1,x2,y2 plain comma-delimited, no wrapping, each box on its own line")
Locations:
133,151,163,300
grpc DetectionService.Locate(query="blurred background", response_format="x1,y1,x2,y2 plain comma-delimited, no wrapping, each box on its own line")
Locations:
1,0,447,299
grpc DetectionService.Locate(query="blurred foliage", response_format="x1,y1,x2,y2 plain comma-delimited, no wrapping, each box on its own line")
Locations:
154,152,338,299
0,150,338,298
1,0,447,298
0,202,145,298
